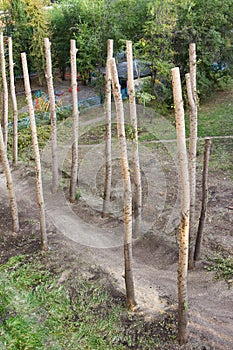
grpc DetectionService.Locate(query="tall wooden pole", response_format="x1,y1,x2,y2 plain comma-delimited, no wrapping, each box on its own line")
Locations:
187,43,198,269
194,138,211,261
109,58,137,310
102,39,113,218
44,37,59,193
69,39,79,203
8,36,18,166
21,52,48,252
171,67,190,345
126,40,142,237
0,33,8,148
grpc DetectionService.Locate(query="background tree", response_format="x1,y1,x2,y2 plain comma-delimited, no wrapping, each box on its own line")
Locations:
2,0,50,79
174,0,233,96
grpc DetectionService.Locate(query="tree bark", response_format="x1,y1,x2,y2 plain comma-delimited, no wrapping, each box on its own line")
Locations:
194,138,211,261
8,36,18,167
187,43,198,270
109,58,137,310
21,52,48,252
0,125,19,234
102,39,113,218
126,40,142,238
69,39,79,203
171,67,190,345
44,38,59,193
0,33,8,148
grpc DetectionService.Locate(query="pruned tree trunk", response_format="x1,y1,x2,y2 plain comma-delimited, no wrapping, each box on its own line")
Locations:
102,39,113,218
187,43,198,270
109,58,137,311
0,125,19,234
171,67,190,345
8,36,18,166
126,40,142,237
194,138,211,261
69,39,79,203
21,52,48,252
44,37,59,193
0,33,8,148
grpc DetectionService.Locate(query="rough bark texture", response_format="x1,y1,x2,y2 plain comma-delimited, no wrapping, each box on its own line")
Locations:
44,38,59,193
194,138,211,261
8,37,18,166
102,39,113,218
187,43,198,270
21,52,48,252
0,125,19,234
126,40,142,237
0,33,8,148
171,67,190,345
69,39,79,203
110,58,137,310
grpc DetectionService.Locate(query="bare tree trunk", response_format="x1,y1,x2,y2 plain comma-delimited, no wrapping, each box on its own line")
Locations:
171,67,190,345
194,138,211,261
102,39,113,218
44,38,59,193
0,125,19,234
69,39,79,203
109,58,137,310
0,33,8,148
21,52,48,252
8,37,18,166
126,40,142,237
187,43,198,270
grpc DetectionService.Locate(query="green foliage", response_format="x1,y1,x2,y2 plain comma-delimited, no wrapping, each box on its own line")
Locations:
174,0,233,97
2,0,50,77
205,254,233,285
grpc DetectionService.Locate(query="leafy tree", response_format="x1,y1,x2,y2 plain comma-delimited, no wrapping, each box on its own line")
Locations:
174,0,233,96
135,0,177,110
2,0,50,79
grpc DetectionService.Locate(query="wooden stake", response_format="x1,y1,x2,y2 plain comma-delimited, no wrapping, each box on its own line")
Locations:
194,138,211,261
109,57,137,310
69,39,79,203
102,39,113,218
126,40,142,237
21,52,48,252
171,67,190,345
8,36,18,166
44,38,59,193
187,43,198,269
0,33,8,148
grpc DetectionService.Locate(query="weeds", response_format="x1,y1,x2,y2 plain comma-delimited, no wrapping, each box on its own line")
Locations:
205,254,233,286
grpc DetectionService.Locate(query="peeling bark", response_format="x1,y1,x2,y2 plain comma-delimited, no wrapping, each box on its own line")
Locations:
110,58,137,310
171,67,190,345
69,39,79,203
102,39,113,218
21,52,48,252
126,40,142,237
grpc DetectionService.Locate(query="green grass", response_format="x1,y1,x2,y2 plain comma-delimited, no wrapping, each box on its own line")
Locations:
0,254,176,350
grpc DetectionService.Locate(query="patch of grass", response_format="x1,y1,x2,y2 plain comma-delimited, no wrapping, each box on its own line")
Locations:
205,254,233,286
0,254,177,350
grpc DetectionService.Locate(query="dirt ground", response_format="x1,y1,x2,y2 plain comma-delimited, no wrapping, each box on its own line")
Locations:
1,82,233,349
